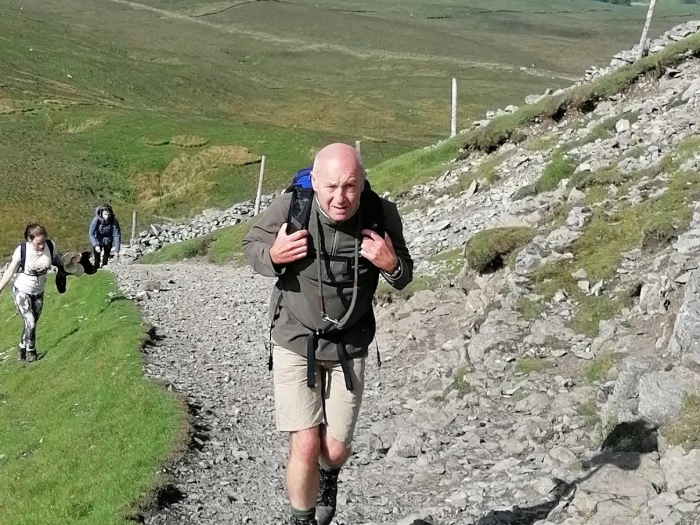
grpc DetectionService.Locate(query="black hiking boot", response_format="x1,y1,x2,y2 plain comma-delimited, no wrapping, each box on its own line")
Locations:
316,466,340,525
290,516,317,525
26,349,37,363
17,346,26,361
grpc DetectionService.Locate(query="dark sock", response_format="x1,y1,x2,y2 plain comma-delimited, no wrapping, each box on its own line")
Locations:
291,506,315,522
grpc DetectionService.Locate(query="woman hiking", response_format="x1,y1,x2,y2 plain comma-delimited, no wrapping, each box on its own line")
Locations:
0,223,63,362
88,204,121,269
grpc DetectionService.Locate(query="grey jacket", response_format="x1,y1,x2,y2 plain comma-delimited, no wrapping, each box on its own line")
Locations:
242,192,413,361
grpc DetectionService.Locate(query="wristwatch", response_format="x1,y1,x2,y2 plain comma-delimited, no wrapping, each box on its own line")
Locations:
385,261,401,279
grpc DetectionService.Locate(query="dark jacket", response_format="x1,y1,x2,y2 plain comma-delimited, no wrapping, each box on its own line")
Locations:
242,192,413,361
88,206,121,252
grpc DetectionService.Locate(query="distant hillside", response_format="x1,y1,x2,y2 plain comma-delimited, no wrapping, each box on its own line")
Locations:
1,0,699,255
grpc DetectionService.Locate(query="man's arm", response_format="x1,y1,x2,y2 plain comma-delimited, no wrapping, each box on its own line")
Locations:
88,217,99,247
380,200,413,291
242,195,291,277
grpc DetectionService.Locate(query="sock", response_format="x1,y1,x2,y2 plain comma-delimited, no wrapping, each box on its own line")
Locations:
291,506,315,522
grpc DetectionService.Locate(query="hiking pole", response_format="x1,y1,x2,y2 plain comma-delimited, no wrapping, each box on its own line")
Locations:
254,155,266,216
355,140,362,156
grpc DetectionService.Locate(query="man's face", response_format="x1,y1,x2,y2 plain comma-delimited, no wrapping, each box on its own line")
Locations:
312,165,363,223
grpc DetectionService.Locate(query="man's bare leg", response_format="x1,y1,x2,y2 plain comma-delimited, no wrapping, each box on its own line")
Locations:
287,427,322,523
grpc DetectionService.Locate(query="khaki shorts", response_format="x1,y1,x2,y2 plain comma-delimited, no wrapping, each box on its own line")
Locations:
273,345,365,445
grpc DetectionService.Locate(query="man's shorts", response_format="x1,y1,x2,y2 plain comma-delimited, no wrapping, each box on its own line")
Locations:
273,345,365,445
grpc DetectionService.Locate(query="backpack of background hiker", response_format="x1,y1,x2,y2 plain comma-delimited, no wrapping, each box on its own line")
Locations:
285,167,385,237
17,240,55,274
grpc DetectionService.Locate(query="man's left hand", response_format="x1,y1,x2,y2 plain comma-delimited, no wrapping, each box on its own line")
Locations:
361,230,398,273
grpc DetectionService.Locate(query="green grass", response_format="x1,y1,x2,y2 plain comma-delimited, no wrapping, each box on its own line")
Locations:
569,167,624,191
1,0,699,254
514,153,576,199
584,351,620,383
515,356,552,375
466,227,536,273
517,297,544,321
139,222,251,264
445,365,473,397
664,395,700,451
578,398,600,430
0,274,185,525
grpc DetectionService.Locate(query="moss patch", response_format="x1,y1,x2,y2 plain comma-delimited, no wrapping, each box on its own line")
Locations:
663,395,700,451
466,227,536,273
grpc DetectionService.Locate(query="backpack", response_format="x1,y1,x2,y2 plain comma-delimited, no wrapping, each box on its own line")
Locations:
285,167,385,237
18,240,55,274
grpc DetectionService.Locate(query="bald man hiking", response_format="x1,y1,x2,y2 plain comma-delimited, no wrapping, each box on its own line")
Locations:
242,143,413,525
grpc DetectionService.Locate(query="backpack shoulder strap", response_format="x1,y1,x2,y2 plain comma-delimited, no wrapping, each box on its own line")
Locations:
360,190,385,238
19,242,26,273
46,239,55,260
287,187,314,234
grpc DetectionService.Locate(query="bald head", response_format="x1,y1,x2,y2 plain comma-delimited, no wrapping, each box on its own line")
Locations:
311,143,365,222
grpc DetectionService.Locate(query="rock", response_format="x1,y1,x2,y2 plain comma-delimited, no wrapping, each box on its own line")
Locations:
661,447,700,493
467,309,524,362
577,280,591,293
568,188,586,203
682,78,700,101
546,227,581,250
572,268,589,281
615,119,631,133
673,229,700,255
638,366,700,425
669,270,700,356
514,392,550,415
135,290,150,302
553,290,568,303
465,179,478,199
388,431,426,459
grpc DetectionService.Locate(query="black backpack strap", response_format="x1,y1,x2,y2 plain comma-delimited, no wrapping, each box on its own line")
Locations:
360,190,385,238
19,242,26,273
46,239,55,262
287,187,314,234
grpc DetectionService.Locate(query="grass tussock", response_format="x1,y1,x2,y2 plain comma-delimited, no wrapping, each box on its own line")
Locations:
466,227,536,273
664,395,700,451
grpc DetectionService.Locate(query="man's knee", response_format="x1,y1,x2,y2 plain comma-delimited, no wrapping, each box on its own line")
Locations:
290,428,322,465
323,436,349,467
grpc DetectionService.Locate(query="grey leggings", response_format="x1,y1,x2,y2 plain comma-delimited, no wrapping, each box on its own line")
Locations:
11,287,44,350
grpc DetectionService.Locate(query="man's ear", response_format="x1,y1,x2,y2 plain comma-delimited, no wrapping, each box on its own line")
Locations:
310,170,317,192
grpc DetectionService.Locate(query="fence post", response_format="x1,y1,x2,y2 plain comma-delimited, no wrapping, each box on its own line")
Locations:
254,155,266,216
131,210,137,247
355,140,362,155
637,0,657,60
451,78,458,138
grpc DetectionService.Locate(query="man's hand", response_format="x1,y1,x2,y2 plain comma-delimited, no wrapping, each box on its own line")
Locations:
361,230,398,273
95,246,101,254
270,224,308,265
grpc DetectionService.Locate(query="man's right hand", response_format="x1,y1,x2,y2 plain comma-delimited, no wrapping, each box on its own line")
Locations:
95,246,101,253
269,223,308,265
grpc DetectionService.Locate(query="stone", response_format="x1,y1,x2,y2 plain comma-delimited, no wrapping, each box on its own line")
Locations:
467,310,524,362
568,187,586,203
572,268,589,280
577,280,591,293
615,119,631,133
682,78,700,102
638,366,700,425
661,447,700,493
553,290,568,303
546,227,581,250
669,270,700,356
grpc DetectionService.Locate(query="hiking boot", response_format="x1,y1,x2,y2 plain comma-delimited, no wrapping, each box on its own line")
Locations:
290,517,317,525
17,346,26,361
26,349,37,363
316,467,340,525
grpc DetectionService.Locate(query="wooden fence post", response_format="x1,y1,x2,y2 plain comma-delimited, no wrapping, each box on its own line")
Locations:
638,0,657,60
451,78,458,138
131,210,137,247
254,155,266,216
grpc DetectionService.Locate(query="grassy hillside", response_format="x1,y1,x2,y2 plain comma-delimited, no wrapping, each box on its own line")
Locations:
1,0,699,256
0,273,185,524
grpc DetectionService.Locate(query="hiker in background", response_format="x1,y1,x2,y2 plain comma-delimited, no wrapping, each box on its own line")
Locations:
0,223,63,362
88,204,121,269
242,143,413,525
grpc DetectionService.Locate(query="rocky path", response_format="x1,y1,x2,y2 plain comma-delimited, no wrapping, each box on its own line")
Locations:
115,261,617,525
